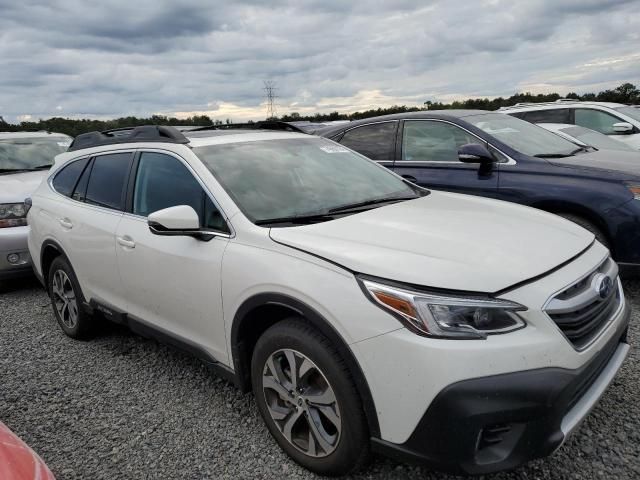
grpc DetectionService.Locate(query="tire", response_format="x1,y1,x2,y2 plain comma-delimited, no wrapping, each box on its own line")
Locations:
251,319,370,476
557,213,610,249
47,256,94,339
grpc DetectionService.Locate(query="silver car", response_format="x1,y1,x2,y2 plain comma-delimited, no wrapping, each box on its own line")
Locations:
0,131,71,280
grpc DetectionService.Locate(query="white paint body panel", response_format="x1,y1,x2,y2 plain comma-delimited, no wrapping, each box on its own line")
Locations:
27,132,628,449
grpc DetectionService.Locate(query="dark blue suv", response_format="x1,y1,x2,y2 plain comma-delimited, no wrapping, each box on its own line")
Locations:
317,111,640,274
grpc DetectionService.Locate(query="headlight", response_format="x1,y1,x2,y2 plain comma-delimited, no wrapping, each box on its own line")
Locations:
361,279,526,339
624,183,640,200
0,203,28,228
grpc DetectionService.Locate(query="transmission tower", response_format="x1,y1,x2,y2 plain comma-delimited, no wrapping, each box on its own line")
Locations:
263,80,278,119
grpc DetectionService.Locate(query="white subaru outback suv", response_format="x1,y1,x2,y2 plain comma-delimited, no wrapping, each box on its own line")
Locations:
500,100,640,149
27,126,630,476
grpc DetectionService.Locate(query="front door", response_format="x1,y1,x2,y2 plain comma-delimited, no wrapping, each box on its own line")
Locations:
392,120,499,198
114,151,231,363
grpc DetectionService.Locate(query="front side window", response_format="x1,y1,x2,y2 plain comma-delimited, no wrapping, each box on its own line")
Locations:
401,121,481,162
85,153,132,210
338,122,397,160
574,109,622,135
133,152,228,232
614,106,640,123
466,113,580,157
194,137,420,224
52,158,90,197
0,136,70,172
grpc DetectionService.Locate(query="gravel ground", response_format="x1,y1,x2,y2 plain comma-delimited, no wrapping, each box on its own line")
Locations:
0,277,638,480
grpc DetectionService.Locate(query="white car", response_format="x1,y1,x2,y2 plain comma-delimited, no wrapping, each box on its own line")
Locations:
500,100,640,149
27,126,630,476
0,131,71,280
537,123,638,152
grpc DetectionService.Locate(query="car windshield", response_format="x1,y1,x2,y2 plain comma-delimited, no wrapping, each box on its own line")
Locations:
558,125,635,152
194,137,422,224
614,106,640,122
0,136,70,172
465,113,580,157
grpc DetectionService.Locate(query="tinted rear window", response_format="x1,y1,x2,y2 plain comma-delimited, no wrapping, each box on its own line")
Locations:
339,122,397,160
85,153,132,210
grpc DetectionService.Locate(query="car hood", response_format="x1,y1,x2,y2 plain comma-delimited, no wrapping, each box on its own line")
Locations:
0,170,48,203
549,150,640,179
270,191,593,293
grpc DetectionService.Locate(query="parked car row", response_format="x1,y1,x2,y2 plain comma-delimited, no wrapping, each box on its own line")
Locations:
4,116,626,477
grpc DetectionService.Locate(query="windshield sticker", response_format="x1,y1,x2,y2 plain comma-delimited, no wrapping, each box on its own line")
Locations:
319,145,349,153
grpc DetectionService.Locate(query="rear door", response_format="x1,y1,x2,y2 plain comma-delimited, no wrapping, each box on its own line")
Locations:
391,119,499,198
48,152,133,308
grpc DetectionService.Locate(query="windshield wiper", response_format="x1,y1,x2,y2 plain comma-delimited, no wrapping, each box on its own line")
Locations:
328,196,418,214
255,213,336,226
0,164,52,174
534,147,587,158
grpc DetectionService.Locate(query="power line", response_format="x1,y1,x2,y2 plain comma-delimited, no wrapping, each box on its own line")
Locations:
263,80,278,119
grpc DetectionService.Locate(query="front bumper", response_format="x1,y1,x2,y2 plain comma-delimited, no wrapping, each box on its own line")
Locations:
372,308,630,475
0,226,32,280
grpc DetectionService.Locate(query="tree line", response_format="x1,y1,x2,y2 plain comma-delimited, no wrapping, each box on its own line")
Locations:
1,82,638,137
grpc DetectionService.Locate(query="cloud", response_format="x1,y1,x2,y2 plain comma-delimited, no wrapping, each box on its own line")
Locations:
0,0,638,123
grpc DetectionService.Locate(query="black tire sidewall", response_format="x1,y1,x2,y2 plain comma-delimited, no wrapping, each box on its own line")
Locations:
251,319,369,476
48,256,91,338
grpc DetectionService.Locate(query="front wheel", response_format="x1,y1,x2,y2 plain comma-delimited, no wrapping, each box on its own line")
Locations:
251,319,370,476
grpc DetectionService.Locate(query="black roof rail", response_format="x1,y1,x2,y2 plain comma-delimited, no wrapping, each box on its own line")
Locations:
190,121,307,134
68,125,190,152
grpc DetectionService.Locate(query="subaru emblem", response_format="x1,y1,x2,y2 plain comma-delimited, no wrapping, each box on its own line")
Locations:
593,274,613,299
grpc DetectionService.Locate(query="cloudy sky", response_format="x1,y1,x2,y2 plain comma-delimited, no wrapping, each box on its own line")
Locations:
1,0,639,123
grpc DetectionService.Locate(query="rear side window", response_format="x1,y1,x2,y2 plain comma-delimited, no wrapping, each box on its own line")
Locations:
522,109,570,124
339,122,397,160
133,152,229,232
52,158,90,197
85,153,132,210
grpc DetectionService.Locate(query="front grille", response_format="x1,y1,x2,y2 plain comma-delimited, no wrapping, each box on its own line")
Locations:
545,257,621,350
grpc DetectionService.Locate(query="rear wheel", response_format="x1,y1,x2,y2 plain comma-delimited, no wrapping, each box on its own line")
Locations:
251,319,370,476
48,256,94,339
557,213,610,249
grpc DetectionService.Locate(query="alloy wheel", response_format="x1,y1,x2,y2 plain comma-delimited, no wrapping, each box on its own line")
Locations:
51,269,79,329
262,349,341,458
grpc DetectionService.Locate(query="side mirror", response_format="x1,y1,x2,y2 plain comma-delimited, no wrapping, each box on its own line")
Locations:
458,143,495,164
613,122,634,134
148,205,202,237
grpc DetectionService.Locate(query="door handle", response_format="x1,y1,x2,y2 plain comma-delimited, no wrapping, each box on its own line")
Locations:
117,236,136,249
402,175,418,183
58,218,73,229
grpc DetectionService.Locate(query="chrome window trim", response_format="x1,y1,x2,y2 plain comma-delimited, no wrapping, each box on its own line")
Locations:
396,118,517,166
47,147,236,238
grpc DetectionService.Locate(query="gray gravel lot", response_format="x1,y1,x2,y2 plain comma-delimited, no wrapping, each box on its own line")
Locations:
0,277,638,480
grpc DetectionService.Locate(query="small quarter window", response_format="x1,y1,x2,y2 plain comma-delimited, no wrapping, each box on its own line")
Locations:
52,158,90,197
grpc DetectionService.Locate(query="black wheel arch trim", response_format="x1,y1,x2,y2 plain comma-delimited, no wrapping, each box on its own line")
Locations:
231,292,381,438
40,239,71,292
